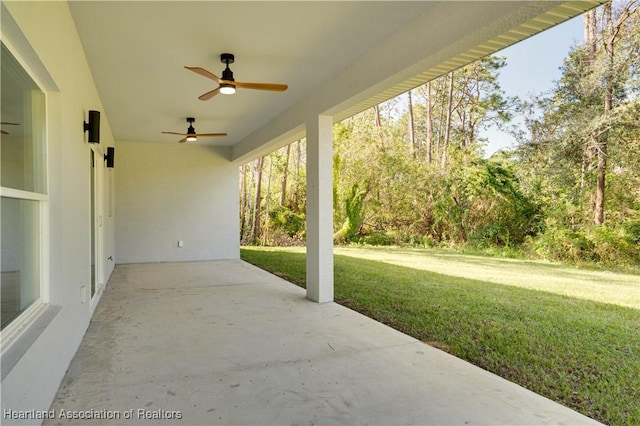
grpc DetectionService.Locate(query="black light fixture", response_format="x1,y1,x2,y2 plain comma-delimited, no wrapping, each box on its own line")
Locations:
83,110,100,143
219,53,236,95
104,147,115,168
186,117,197,142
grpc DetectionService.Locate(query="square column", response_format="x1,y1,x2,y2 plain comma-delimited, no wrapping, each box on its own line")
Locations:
305,115,334,303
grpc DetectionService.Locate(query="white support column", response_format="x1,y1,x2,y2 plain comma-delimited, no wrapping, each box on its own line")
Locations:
305,115,334,303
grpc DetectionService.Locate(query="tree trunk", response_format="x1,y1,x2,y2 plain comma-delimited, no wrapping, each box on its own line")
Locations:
458,108,467,148
280,144,291,206
373,104,382,128
425,81,433,165
594,142,607,226
294,139,301,211
244,162,255,242
436,83,446,162
585,6,600,223
584,8,597,58
252,156,264,242
594,2,615,226
407,89,416,158
468,73,481,147
441,71,455,169
264,157,273,244
239,165,248,240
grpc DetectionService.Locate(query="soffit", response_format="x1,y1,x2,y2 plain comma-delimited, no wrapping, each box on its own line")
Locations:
68,1,603,160
338,1,603,123
68,1,435,147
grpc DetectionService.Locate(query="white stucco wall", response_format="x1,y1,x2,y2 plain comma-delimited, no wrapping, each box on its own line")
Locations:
115,141,239,263
1,2,116,423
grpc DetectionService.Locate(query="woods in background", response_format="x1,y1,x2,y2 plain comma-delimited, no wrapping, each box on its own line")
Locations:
239,0,639,267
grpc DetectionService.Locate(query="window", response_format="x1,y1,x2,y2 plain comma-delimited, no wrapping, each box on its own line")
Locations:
1,42,47,332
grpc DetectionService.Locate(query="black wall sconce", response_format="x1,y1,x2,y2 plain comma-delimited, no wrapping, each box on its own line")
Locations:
104,146,115,168
84,110,100,143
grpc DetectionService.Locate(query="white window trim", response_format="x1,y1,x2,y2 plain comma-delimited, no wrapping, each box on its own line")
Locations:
0,39,51,353
0,187,48,201
0,300,48,353
89,145,105,312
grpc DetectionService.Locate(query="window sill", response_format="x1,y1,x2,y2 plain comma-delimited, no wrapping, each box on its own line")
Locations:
1,304,61,380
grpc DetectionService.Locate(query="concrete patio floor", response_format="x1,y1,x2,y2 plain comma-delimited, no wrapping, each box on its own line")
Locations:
46,260,599,425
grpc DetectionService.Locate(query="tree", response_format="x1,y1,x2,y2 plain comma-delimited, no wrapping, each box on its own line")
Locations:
518,0,639,228
239,5,638,267
441,71,455,168
424,81,434,164
407,89,416,158
512,0,640,265
251,156,264,242
280,144,291,206
333,183,368,243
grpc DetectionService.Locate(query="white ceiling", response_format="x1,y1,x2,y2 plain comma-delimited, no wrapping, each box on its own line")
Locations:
68,1,599,158
69,1,434,146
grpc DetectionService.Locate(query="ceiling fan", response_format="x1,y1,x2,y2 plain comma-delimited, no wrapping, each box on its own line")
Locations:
185,53,288,101
161,117,227,143
1,122,19,135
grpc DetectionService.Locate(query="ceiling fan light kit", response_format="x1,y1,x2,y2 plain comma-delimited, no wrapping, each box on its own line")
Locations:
161,117,227,143
219,83,236,95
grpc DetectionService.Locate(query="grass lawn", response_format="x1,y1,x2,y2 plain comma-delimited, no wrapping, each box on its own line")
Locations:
241,246,640,426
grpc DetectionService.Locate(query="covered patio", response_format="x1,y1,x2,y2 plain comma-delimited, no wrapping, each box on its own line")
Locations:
1,2,605,423
45,260,597,425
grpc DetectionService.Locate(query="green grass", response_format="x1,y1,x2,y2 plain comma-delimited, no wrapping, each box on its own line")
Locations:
241,246,640,426
334,246,640,309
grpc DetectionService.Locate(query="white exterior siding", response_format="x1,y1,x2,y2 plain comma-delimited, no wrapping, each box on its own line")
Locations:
1,2,115,422
115,141,239,264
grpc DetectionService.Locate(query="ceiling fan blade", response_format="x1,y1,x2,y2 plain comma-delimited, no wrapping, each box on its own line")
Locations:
1,130,8,135
162,131,187,136
234,81,288,92
1,122,19,125
199,87,220,101
178,137,188,143
194,133,227,137
184,66,222,83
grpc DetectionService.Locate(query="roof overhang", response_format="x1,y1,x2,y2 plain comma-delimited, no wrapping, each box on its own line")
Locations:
66,1,603,163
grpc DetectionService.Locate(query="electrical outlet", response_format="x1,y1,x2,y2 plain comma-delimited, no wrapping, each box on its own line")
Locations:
80,285,86,303
178,240,184,248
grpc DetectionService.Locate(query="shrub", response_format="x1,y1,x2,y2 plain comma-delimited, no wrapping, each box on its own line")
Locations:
584,224,640,266
532,226,595,262
265,228,305,247
269,206,305,238
422,235,437,248
362,232,396,246
532,221,640,267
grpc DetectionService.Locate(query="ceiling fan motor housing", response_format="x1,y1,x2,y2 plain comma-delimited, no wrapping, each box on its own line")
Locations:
220,53,235,64
222,68,234,81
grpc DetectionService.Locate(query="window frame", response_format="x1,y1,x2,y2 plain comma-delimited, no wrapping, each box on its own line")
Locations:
0,39,50,352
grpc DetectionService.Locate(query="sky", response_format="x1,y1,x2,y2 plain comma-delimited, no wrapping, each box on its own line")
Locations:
483,15,585,156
